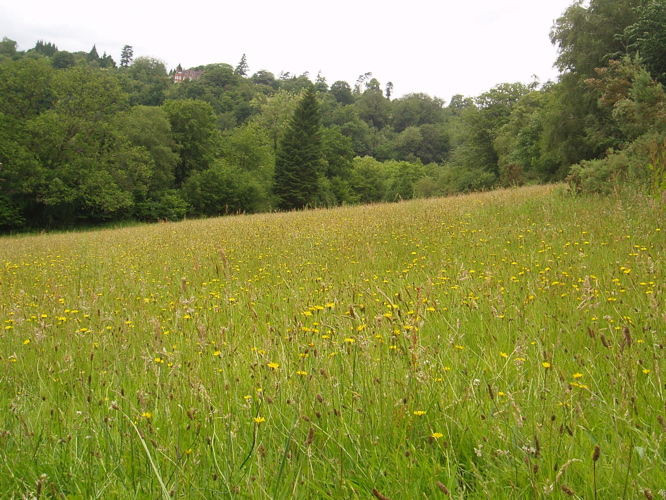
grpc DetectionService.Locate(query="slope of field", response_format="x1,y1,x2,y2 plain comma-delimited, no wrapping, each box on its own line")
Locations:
0,185,664,498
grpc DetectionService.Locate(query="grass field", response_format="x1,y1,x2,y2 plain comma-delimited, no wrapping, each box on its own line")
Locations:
1,185,665,499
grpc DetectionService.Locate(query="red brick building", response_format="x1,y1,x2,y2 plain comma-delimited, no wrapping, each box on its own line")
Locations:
172,69,203,82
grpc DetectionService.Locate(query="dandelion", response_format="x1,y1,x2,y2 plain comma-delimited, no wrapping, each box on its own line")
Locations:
254,416,266,424
267,362,279,370
643,369,650,374
431,432,443,439
542,362,551,369
500,352,508,358
142,412,152,419
413,410,426,416
296,370,307,376
213,350,221,356
22,339,30,345
573,373,583,379
344,338,355,343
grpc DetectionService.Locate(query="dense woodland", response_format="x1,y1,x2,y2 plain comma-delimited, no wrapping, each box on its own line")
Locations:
1,0,666,231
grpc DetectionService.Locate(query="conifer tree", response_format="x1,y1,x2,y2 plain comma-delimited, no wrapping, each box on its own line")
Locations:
87,45,99,62
120,45,133,67
235,54,249,76
274,86,322,210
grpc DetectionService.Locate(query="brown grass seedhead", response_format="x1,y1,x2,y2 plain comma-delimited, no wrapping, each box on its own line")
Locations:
437,481,450,495
372,488,391,500
561,484,575,496
305,427,314,446
592,444,600,462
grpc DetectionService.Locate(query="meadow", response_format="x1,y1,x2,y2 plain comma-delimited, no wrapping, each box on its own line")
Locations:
0,185,664,499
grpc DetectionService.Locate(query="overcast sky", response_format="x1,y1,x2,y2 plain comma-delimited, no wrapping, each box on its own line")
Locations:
1,0,575,101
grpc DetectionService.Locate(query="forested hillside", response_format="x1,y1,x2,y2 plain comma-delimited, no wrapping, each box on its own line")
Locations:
1,0,665,231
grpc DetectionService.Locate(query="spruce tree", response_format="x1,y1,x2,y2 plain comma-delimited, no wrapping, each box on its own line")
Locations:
235,54,249,76
274,86,322,210
87,45,99,62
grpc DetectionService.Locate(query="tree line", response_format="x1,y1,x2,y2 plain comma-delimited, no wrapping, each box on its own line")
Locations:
1,0,665,231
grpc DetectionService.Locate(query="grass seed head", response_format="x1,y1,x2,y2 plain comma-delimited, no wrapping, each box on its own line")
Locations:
561,484,575,496
592,445,600,462
436,481,450,495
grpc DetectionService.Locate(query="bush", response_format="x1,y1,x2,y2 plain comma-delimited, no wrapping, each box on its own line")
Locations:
135,190,189,221
567,133,662,194
436,166,497,195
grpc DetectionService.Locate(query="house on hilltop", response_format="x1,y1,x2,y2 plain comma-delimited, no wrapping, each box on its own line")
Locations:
172,68,203,82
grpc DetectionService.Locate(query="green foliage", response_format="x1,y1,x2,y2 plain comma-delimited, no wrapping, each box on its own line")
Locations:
391,93,446,132
450,83,531,176
624,0,666,85
4,6,666,231
356,84,390,129
349,156,387,203
0,58,54,122
250,70,278,91
22,67,142,225
321,126,354,179
494,90,548,180
124,57,171,106
183,162,261,215
274,86,323,209
568,57,666,196
384,160,426,201
115,105,179,192
436,166,497,195
134,190,189,221
0,194,25,229
87,44,99,63
249,89,302,150
162,99,219,185
648,136,666,201
221,122,274,175
550,0,641,76
33,40,58,57
330,80,354,105
235,53,249,77
567,133,659,193
120,45,133,68
0,37,18,61
51,51,75,69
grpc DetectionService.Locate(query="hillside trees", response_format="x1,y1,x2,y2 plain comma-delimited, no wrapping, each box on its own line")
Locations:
543,0,643,170
123,56,171,106
3,0,666,231
624,0,666,85
19,67,156,225
120,45,133,68
162,98,219,186
450,83,531,177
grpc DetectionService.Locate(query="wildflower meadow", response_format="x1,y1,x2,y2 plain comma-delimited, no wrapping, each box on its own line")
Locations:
0,185,664,498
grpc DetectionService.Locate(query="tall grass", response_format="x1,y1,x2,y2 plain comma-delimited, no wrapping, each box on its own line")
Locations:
0,185,664,498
